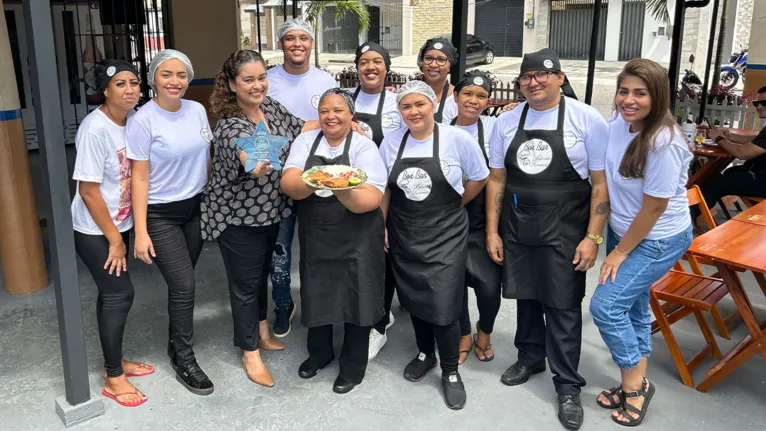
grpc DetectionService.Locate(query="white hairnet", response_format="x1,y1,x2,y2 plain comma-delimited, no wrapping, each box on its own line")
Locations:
278,19,314,40
148,49,194,91
396,80,437,106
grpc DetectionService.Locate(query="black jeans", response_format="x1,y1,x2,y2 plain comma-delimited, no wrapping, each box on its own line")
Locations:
74,231,134,378
146,194,204,366
307,323,371,383
459,283,502,336
218,223,279,351
515,299,586,395
373,255,396,334
695,165,766,218
410,314,460,373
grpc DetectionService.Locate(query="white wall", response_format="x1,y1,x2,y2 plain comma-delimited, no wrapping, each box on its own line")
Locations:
468,0,475,35
402,0,413,56
603,0,622,61
641,9,672,62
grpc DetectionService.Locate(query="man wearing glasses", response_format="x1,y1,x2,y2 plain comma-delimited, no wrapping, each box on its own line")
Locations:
485,48,609,430
698,85,766,212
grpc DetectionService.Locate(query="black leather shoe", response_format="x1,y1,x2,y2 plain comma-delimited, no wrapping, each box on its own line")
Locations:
500,361,546,386
403,352,438,382
298,357,332,379
441,371,467,410
332,375,359,394
172,360,214,396
558,394,584,430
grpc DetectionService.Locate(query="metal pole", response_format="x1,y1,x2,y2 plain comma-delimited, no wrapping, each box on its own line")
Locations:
450,0,468,85
698,0,720,124
292,0,299,18
668,0,687,112
584,0,602,105
256,0,263,51
22,0,91,407
283,0,287,21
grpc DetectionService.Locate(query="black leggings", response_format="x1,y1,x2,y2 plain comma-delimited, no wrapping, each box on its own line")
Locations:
698,165,766,214
74,230,134,378
217,223,279,351
308,323,371,383
410,315,460,373
146,194,204,366
459,284,502,336
373,255,396,334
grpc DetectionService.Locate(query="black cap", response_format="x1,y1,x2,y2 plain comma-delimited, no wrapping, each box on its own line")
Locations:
418,37,458,66
520,48,562,76
455,70,493,96
355,42,391,71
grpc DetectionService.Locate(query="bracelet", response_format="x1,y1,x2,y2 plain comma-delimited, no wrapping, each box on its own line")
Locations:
714,136,725,144
614,248,630,257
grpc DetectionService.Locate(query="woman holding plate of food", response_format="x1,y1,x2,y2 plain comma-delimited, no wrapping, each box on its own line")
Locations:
281,88,388,394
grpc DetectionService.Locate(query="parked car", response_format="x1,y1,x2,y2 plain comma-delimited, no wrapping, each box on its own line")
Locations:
439,34,495,65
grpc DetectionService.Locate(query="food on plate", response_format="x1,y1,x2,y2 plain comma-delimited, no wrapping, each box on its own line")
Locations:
302,165,368,190
322,178,350,188
307,170,333,183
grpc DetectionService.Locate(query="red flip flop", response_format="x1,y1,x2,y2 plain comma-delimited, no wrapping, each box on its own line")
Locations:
101,388,147,407
124,363,155,377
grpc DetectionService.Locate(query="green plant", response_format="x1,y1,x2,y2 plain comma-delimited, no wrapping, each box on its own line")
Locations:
241,33,252,48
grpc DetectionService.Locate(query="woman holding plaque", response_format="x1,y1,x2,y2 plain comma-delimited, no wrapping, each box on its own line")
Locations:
281,88,388,394
203,50,318,387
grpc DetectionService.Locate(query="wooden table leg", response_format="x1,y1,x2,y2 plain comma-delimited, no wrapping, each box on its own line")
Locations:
696,332,766,392
754,272,766,298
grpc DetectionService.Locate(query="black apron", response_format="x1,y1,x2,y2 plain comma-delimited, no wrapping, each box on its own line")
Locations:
387,126,468,325
352,87,386,147
433,81,450,123
297,131,386,327
450,118,502,292
500,98,591,309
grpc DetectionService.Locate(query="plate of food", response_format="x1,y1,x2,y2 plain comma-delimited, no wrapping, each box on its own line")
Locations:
702,139,719,147
302,165,368,190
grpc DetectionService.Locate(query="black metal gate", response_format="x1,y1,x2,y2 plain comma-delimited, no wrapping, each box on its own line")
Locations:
474,0,524,57
619,0,645,60
366,2,403,56
322,6,360,54
549,0,608,60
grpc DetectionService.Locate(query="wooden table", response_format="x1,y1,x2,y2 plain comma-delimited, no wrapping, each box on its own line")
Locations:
687,144,734,187
687,219,766,392
733,200,766,226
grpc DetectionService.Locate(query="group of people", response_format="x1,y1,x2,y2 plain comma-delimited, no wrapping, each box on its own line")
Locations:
71,17,703,429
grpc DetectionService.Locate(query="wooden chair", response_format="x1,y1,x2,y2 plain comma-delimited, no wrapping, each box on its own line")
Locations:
741,196,765,208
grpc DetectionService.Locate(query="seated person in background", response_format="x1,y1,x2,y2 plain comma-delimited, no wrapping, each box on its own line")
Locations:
698,85,766,213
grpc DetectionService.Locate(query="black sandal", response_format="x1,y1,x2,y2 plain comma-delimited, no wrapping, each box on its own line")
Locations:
472,334,494,362
612,378,656,427
596,386,623,409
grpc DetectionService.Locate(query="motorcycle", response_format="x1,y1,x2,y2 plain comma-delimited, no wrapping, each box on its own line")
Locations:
720,47,747,89
679,54,702,101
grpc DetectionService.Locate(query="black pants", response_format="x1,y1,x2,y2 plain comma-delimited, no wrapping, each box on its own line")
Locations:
307,323,371,383
695,165,766,218
515,299,586,395
373,254,397,334
146,194,204,366
218,223,279,351
459,283,502,336
410,314,460,373
75,231,134,378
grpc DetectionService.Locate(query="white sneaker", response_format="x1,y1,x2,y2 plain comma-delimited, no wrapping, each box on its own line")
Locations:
368,329,388,360
385,312,395,330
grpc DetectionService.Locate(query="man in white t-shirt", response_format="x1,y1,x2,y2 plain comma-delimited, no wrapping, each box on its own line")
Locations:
267,19,337,122
485,49,609,430
265,19,337,338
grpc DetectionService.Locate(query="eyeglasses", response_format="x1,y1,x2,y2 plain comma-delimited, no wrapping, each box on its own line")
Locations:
518,71,554,86
422,55,449,67
753,100,766,108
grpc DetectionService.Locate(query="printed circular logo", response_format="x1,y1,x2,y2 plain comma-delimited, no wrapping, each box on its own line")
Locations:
358,121,374,140
473,77,484,86
361,45,370,53
381,114,395,129
311,95,321,109
544,59,554,69
315,189,333,198
434,42,444,50
563,132,577,149
397,167,432,201
200,128,213,143
516,139,553,175
107,66,117,77
440,160,450,176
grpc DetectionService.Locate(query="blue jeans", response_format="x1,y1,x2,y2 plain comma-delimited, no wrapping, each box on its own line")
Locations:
270,215,295,308
590,225,692,369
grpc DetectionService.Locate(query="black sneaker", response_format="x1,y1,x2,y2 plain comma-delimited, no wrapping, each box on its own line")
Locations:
273,301,296,338
441,371,467,410
403,352,437,382
172,359,214,396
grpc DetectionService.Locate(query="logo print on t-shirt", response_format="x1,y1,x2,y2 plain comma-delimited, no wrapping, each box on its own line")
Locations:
563,132,578,149
440,160,450,176
381,114,396,129
517,139,553,175
311,95,321,109
315,189,333,198
357,121,374,140
397,167,432,201
200,128,213,143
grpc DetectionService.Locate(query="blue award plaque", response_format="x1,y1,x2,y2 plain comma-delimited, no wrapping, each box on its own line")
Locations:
235,121,289,172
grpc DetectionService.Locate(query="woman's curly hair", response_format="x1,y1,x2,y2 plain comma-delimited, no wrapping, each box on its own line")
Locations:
209,50,267,119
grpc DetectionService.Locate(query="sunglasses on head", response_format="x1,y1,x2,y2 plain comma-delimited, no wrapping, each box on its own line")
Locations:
753,100,766,108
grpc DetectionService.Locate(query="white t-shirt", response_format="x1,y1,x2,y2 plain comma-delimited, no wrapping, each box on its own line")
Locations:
71,109,134,234
488,97,608,179
348,88,403,141
285,129,388,194
606,116,692,240
452,116,497,157
438,95,458,124
379,124,489,197
126,99,211,205
267,65,338,121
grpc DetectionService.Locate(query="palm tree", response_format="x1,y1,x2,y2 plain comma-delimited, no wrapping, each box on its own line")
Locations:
646,0,670,24
284,1,370,68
